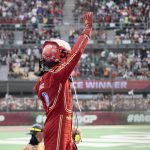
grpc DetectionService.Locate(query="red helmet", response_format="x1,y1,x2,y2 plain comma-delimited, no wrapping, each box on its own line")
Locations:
42,39,71,63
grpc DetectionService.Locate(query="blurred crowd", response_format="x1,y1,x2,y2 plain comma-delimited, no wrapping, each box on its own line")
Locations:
69,26,150,45
74,94,150,111
0,0,150,45
0,0,64,45
73,0,149,25
7,48,41,80
0,0,64,24
0,47,150,80
0,30,14,45
0,47,41,80
0,27,61,45
0,94,150,111
23,27,61,44
0,95,41,111
73,0,150,26
70,0,150,44
72,48,150,80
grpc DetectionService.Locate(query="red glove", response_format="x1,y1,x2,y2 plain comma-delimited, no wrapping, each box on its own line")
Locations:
81,12,93,38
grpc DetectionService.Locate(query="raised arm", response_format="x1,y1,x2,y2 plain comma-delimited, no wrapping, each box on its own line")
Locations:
54,12,93,82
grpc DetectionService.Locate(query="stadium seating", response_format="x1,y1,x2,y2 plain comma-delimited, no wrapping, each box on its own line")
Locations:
0,94,149,111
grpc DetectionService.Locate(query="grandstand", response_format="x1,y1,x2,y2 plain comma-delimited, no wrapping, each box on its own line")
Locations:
0,0,150,149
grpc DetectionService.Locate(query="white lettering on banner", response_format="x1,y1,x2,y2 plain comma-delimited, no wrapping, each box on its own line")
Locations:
77,115,97,124
114,82,120,88
0,115,5,122
73,81,83,89
85,81,127,89
127,114,150,123
37,114,98,124
121,82,127,88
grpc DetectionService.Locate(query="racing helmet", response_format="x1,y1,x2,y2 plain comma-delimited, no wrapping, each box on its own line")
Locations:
42,39,71,63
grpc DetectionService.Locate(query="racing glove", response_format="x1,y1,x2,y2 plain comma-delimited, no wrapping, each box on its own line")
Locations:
81,12,93,38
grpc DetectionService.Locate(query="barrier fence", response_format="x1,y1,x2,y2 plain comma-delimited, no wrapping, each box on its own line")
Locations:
0,111,150,126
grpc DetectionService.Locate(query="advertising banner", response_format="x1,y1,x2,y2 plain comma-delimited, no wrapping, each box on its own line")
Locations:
72,80,150,91
73,112,150,125
0,112,42,126
0,111,150,126
1,80,150,94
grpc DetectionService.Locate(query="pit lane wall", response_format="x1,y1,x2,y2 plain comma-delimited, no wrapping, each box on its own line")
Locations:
0,111,150,126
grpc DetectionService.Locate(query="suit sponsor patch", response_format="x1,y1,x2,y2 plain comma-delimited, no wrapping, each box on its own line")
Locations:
39,83,44,90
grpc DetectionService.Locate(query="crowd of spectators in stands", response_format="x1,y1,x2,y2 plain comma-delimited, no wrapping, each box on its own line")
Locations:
0,47,150,80
0,0,64,45
67,0,150,82
69,25,150,45
0,94,39,111
0,0,64,24
70,0,150,44
73,0,149,25
6,48,41,80
0,29,14,45
23,27,61,44
71,48,150,80
0,54,7,66
0,26,61,45
0,94,150,111
0,0,150,45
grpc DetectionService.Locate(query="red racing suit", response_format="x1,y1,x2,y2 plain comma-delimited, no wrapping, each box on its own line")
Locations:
35,13,92,150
